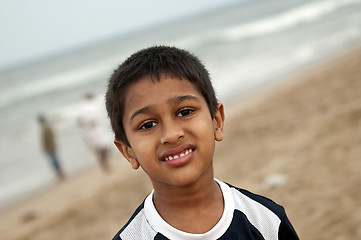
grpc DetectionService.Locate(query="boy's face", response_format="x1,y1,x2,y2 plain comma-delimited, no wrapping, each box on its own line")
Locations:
115,74,224,189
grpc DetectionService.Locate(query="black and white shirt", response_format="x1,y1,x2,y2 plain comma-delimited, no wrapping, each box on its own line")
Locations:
112,179,299,240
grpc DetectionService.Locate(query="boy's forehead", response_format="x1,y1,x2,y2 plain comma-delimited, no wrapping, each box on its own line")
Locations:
123,75,205,115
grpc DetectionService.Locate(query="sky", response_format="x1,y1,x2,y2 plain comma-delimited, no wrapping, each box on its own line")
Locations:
0,0,237,70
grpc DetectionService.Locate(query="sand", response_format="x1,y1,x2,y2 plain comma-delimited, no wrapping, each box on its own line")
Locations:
1,47,361,240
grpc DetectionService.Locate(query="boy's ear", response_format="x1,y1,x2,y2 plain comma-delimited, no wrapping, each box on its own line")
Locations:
114,140,140,170
213,103,225,142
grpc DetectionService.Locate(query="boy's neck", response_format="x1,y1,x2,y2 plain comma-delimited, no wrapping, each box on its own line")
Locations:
152,173,224,234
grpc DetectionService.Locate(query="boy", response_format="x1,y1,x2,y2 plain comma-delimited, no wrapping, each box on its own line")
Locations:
105,46,299,240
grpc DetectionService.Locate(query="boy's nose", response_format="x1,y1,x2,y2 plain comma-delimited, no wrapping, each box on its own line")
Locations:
160,120,184,144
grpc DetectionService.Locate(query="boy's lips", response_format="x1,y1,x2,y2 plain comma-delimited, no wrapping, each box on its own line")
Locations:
160,144,195,167
164,148,192,161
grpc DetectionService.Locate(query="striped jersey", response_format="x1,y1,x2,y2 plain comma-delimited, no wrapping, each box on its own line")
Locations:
112,179,299,240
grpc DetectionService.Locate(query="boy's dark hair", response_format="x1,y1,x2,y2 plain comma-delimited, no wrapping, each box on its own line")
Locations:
105,45,218,145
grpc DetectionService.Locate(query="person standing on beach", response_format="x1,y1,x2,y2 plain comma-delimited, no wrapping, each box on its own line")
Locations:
38,114,65,181
77,92,112,172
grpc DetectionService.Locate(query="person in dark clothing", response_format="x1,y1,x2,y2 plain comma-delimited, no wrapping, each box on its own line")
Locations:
38,114,65,181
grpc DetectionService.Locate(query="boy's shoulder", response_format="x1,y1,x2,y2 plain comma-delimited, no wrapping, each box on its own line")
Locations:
112,201,146,240
112,198,167,240
224,182,286,219
222,181,298,240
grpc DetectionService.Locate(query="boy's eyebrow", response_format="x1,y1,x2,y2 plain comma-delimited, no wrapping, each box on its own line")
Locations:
167,95,201,104
130,106,153,121
130,95,200,121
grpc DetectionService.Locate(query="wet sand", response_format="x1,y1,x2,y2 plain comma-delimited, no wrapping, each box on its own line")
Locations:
1,47,361,240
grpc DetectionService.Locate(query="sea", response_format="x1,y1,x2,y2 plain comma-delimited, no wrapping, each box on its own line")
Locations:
1,0,361,208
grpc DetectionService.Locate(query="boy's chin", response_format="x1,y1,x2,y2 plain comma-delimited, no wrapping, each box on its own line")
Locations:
152,167,214,189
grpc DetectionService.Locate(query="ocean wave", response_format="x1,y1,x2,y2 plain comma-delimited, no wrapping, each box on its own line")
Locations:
0,57,119,109
172,0,361,53
222,0,360,41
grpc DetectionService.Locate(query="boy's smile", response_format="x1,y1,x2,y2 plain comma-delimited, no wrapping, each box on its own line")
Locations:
160,143,194,167
115,74,224,189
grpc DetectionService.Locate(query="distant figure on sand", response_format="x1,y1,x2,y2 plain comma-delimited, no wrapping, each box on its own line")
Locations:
38,114,65,181
77,92,111,172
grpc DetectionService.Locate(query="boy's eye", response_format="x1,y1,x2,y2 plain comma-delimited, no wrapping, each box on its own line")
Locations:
177,108,194,117
139,121,157,130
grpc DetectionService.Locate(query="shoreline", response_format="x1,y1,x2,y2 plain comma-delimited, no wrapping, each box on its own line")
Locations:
224,44,361,117
1,46,361,240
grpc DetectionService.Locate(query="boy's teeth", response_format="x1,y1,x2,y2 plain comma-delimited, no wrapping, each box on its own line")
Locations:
165,148,192,161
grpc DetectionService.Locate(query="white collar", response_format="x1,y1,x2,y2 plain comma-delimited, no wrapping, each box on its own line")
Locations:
144,179,234,240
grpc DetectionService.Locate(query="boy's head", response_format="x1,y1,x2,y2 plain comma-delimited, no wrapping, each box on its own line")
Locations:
105,46,218,145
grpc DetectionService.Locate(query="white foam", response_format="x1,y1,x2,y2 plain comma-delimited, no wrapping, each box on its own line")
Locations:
0,56,120,108
222,0,360,41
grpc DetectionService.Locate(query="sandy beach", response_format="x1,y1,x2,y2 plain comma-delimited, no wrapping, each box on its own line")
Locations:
1,47,361,240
